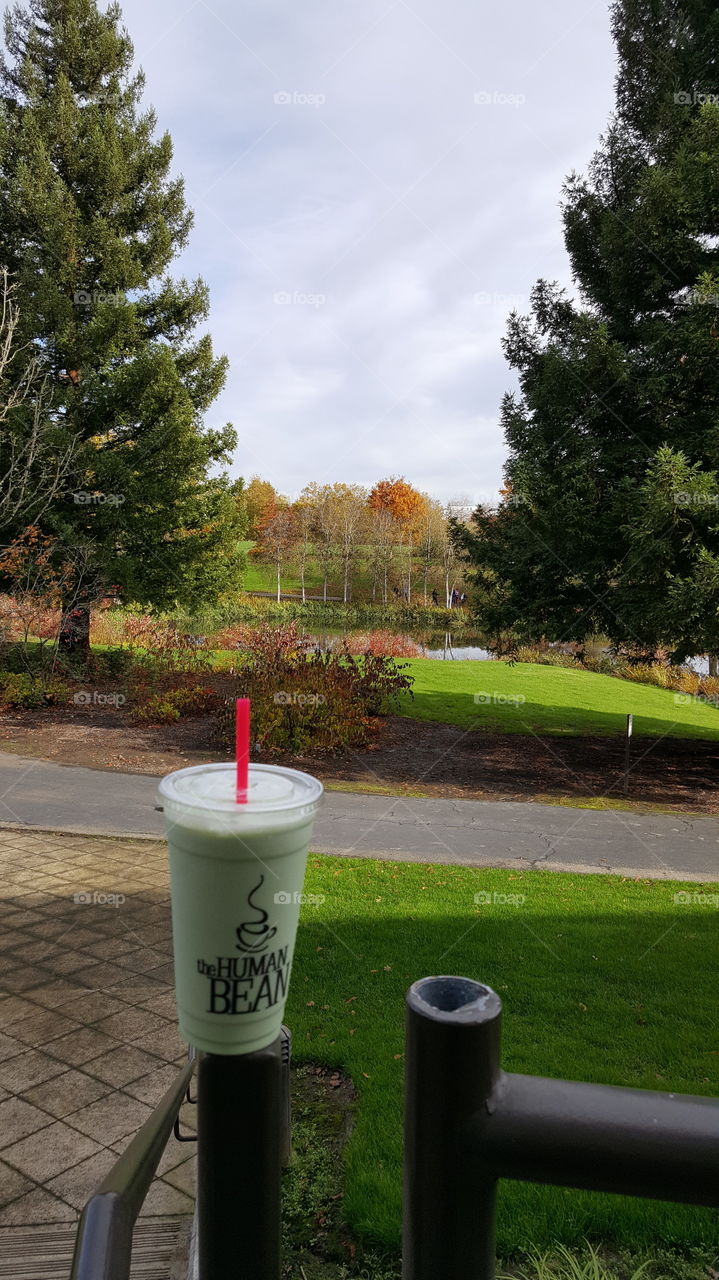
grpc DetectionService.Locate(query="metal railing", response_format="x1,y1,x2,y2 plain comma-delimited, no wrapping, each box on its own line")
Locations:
69,1028,293,1280
403,976,719,1280
70,986,719,1280
69,1056,196,1280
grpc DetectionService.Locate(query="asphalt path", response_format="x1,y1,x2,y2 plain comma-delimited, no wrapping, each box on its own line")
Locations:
0,751,717,881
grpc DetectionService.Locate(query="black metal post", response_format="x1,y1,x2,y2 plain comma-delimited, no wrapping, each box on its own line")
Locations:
403,976,502,1280
197,1037,283,1280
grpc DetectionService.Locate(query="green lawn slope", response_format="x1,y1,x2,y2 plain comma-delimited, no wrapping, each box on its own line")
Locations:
399,659,719,739
290,858,719,1253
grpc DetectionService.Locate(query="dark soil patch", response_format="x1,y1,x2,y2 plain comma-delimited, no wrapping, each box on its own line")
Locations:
0,706,717,813
285,1064,398,1278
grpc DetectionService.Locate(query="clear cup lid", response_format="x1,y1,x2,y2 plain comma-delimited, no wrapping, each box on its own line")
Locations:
158,763,323,831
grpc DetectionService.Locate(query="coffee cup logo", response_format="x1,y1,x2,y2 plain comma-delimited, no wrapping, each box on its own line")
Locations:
235,876,278,954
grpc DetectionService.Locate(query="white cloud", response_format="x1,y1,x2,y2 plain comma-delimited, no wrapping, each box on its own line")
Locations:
118,0,617,501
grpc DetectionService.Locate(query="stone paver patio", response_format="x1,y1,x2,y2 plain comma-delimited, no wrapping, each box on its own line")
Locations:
0,828,196,1246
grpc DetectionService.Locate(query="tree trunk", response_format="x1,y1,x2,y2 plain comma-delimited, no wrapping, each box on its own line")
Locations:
709,654,718,677
276,557,281,603
59,597,91,658
300,556,306,603
323,573,327,604
343,556,349,604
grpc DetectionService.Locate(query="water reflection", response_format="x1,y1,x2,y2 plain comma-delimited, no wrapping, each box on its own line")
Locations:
304,625,710,670
305,627,493,661
421,633,493,660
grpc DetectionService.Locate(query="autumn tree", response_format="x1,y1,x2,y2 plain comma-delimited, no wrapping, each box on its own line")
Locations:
301,483,337,602
291,495,315,602
243,476,285,541
417,500,448,604
256,504,296,602
367,477,428,601
327,484,368,603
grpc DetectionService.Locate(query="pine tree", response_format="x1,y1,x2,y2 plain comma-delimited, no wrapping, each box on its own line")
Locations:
0,0,241,649
460,0,719,659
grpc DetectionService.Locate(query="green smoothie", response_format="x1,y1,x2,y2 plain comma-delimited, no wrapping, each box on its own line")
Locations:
158,763,323,1055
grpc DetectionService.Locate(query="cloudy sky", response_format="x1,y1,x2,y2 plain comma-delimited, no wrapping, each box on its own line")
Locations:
118,0,617,506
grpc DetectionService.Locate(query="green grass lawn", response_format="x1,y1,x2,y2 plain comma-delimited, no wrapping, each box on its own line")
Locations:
288,858,719,1255
398,659,719,739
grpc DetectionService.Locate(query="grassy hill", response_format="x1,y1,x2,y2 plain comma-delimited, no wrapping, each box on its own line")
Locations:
399,659,719,739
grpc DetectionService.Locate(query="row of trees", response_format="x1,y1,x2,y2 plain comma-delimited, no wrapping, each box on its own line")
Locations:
0,0,244,652
457,0,719,666
241,476,469,606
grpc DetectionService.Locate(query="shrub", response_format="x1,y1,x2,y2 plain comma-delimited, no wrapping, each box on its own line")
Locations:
0,672,70,709
208,624,255,651
329,629,422,658
132,684,219,725
87,647,136,681
514,646,578,668
214,622,414,755
133,694,181,725
699,675,719,699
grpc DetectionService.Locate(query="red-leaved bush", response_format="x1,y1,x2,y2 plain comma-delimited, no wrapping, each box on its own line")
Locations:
327,628,421,658
214,621,413,755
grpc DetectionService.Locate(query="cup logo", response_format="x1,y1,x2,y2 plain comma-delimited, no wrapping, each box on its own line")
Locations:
196,876,289,1017
235,876,278,954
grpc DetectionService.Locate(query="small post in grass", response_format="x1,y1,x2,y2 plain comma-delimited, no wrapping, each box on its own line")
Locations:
623,713,633,795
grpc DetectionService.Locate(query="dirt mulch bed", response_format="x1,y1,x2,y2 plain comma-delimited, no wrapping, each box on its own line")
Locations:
0,707,717,813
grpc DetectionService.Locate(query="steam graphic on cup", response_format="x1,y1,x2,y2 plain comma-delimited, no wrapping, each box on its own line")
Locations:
235,876,278,954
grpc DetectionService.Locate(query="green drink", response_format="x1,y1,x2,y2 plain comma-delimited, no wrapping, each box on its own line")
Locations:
158,762,323,1055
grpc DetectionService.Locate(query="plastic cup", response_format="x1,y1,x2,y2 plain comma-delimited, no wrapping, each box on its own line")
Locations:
158,762,323,1055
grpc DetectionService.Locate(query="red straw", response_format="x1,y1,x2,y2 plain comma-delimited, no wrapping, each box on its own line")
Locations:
235,698,250,804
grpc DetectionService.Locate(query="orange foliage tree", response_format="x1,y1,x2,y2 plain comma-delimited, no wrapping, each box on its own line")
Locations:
368,478,430,600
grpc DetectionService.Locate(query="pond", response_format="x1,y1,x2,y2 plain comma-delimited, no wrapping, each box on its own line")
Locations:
303,625,711,671
304,627,495,660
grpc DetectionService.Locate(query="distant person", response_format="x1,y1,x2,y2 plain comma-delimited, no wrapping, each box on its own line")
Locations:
460,593,467,606
451,587,460,607
392,585,401,598
431,590,439,606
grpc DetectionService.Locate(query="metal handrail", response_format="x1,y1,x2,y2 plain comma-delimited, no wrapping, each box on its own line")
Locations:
403,976,719,1280
70,1056,196,1280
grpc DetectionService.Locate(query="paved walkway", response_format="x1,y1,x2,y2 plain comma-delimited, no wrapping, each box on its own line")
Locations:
0,753,718,881
0,827,195,1256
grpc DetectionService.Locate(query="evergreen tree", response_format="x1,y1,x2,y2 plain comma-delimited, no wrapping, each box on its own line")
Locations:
460,0,719,660
0,0,241,649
